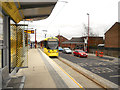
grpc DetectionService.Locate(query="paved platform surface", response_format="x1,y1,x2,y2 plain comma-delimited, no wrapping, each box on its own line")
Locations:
16,49,56,88
16,49,83,88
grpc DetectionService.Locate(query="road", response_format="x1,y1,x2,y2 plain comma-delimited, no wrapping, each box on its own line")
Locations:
59,52,120,85
52,58,104,89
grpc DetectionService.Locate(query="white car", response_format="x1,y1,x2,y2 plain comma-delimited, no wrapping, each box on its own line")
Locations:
63,48,72,54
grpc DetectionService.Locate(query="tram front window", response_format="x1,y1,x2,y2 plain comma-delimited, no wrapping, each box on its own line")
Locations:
47,41,58,49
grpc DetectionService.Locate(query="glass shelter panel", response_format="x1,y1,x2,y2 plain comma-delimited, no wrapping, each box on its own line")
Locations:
0,11,3,68
10,23,28,71
16,26,28,68
10,24,17,71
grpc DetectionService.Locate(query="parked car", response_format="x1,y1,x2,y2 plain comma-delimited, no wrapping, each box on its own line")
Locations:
63,48,72,54
58,47,63,51
73,50,88,58
98,44,104,47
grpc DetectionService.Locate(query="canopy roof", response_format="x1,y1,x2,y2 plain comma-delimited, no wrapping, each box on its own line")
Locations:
19,0,57,21
0,0,57,23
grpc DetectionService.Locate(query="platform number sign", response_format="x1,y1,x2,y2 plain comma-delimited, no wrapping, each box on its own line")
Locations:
24,30,34,34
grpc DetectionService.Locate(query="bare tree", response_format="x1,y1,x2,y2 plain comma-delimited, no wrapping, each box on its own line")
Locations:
82,24,98,36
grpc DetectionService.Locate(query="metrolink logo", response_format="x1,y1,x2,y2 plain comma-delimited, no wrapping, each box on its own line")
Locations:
118,1,120,22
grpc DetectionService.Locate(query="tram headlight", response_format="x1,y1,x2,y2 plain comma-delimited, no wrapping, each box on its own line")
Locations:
48,51,50,53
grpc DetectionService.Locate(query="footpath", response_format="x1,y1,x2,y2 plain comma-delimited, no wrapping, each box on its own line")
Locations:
16,49,57,88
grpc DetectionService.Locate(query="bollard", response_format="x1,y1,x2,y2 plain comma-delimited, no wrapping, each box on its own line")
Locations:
99,52,103,57
96,51,98,56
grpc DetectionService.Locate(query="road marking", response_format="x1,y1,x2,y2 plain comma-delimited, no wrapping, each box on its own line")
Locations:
51,58,84,89
110,75,120,78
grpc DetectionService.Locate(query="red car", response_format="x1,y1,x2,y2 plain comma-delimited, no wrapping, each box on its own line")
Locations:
73,50,88,58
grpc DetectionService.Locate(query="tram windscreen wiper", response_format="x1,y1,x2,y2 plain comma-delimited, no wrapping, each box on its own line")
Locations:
47,41,58,49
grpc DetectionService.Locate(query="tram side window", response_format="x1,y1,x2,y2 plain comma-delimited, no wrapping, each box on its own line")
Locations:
44,41,47,48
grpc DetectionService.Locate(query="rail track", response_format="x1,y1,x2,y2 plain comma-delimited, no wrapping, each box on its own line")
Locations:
51,57,118,90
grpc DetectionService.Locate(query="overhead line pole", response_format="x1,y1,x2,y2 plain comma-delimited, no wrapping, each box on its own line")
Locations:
58,30,60,47
87,13,90,53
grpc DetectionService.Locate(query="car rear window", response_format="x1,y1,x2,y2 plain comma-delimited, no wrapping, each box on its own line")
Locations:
78,50,84,52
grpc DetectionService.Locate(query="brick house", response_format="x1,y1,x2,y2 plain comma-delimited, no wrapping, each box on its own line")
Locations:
62,36,104,50
81,36,104,47
56,35,68,47
62,37,84,50
90,22,120,57
105,22,120,48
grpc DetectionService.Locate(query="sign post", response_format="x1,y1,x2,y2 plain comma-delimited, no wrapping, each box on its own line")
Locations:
35,29,37,48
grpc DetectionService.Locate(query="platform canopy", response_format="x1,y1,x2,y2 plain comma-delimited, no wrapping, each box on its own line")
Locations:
0,0,58,23
19,0,58,21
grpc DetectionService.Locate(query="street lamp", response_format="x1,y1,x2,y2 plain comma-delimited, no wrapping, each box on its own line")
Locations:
58,1,68,3
58,30,60,47
87,13,89,53
42,30,47,38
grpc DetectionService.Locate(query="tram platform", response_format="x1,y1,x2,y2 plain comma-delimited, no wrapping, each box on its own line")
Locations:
16,49,83,88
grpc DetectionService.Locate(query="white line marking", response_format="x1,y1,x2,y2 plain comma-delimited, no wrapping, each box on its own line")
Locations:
110,75,120,78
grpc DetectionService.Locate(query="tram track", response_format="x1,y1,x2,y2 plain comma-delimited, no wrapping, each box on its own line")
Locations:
51,57,118,90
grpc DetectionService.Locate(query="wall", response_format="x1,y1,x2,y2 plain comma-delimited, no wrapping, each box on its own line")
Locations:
89,47,120,58
89,37,104,46
62,43,76,49
105,23,120,48
56,35,68,47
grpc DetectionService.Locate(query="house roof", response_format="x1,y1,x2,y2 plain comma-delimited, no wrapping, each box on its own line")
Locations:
62,41,84,44
105,22,120,35
62,36,103,44
81,36,103,38
62,37,84,44
56,35,68,40
70,37,84,42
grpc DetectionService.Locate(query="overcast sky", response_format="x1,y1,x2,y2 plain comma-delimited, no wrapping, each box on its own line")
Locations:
20,0,120,41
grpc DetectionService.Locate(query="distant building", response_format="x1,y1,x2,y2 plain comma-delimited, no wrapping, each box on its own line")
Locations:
62,37,84,50
105,22,120,48
56,35,68,47
62,36,104,50
69,37,84,42
81,36,104,47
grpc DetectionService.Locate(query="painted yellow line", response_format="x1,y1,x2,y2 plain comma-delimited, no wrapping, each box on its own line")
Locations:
51,59,84,89
39,49,84,89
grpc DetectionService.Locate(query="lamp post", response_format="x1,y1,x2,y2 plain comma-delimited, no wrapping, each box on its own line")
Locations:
87,13,89,53
58,1,68,3
58,30,60,47
42,30,47,38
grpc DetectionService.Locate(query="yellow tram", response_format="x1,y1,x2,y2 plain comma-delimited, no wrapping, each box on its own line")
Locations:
42,37,59,57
